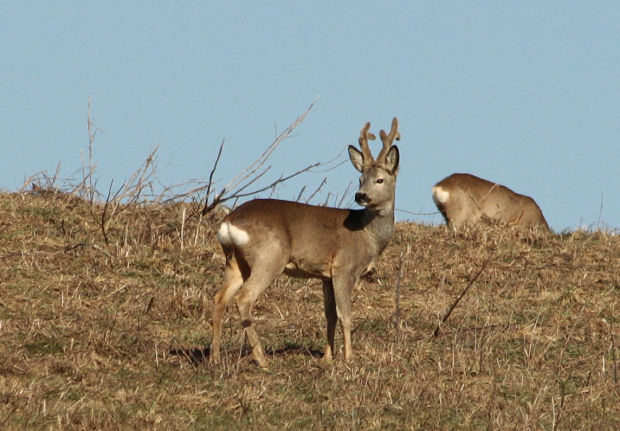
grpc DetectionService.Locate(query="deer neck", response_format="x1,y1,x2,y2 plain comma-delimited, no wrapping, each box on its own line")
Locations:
361,202,395,254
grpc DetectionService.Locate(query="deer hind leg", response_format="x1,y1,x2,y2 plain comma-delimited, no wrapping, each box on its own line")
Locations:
322,279,337,363
332,272,357,362
211,251,246,364
233,254,287,369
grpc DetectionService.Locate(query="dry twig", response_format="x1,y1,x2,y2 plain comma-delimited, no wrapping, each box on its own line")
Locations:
393,245,411,333
202,97,334,215
432,256,492,338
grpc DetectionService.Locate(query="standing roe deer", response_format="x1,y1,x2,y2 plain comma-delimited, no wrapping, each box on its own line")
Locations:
211,118,401,368
432,173,549,230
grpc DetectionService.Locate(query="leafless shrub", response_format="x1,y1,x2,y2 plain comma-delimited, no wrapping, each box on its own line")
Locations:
201,98,341,215
97,147,159,244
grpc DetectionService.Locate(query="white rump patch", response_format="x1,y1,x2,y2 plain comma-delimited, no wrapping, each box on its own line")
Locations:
217,221,250,246
432,186,450,205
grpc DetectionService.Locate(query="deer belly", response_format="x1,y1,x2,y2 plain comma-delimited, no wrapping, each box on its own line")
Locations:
284,259,330,279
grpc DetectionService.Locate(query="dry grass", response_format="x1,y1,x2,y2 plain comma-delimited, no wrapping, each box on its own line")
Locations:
0,190,618,430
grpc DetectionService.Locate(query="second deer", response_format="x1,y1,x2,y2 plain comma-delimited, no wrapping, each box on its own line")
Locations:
432,173,549,230
211,118,401,368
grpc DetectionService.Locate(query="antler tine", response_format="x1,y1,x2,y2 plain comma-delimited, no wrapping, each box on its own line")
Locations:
358,122,376,163
377,117,400,163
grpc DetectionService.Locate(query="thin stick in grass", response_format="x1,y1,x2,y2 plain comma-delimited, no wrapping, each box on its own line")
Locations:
393,245,410,334
432,256,492,338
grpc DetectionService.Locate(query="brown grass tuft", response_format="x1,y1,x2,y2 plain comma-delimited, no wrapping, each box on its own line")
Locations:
0,191,618,429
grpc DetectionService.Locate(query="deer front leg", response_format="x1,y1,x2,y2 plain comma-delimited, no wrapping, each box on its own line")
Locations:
322,279,337,363
332,273,356,362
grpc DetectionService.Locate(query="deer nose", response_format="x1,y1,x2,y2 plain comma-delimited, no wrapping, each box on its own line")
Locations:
355,192,369,204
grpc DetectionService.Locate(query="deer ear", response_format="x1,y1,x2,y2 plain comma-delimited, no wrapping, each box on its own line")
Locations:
348,145,364,172
385,146,399,174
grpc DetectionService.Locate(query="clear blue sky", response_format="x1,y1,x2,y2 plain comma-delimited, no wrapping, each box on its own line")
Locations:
2,2,618,231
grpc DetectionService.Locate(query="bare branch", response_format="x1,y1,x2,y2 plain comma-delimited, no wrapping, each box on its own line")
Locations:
222,166,272,201
396,208,441,217
225,161,321,203
322,192,332,207
432,256,492,338
100,180,116,245
221,97,319,196
337,180,355,208
305,177,327,204
295,185,306,203
393,245,411,334
201,97,348,215
83,97,106,203
201,139,225,214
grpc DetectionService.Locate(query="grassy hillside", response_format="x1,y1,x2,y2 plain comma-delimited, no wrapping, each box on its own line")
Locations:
0,190,618,429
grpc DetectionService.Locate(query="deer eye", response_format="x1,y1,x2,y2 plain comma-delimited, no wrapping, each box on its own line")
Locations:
376,178,384,184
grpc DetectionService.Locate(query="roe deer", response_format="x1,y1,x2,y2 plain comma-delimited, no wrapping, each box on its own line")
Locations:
432,173,549,230
211,118,401,368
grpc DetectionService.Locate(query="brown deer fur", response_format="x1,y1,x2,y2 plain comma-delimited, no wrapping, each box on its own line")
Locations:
211,118,401,368
432,173,549,230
